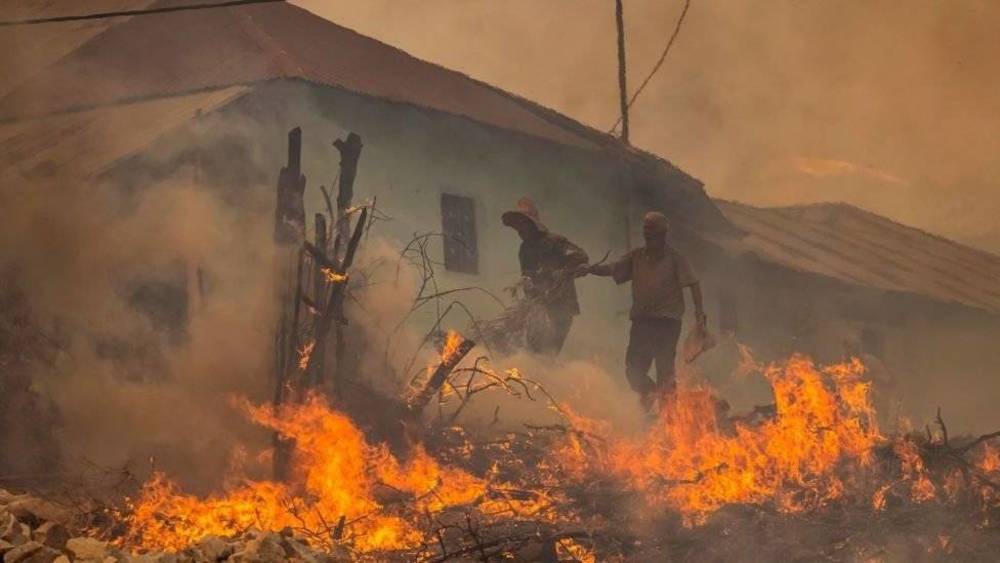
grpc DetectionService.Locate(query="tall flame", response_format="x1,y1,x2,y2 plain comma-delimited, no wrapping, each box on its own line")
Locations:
121,352,997,556
124,395,485,553
554,355,881,523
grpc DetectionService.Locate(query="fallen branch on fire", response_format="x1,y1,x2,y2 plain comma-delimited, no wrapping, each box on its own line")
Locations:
407,333,477,415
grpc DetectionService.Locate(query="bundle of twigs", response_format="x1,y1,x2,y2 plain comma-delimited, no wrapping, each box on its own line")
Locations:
474,256,604,354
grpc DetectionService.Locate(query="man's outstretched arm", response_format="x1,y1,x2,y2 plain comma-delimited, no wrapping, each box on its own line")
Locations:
583,250,631,280
587,262,615,277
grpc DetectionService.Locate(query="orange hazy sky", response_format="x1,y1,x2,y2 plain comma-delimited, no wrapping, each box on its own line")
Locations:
293,0,1000,253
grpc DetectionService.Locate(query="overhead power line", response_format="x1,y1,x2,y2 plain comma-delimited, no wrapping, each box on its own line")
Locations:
0,0,284,27
610,0,692,135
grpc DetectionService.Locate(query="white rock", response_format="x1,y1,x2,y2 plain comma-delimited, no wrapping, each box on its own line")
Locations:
66,537,109,561
195,535,234,562
231,532,286,563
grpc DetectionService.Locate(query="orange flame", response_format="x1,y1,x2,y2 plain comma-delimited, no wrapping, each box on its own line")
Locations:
979,443,1000,473
320,268,348,284
297,341,315,371
124,395,486,553
121,351,996,555
872,484,890,511
556,538,596,563
553,355,881,523
440,330,464,364
894,438,936,502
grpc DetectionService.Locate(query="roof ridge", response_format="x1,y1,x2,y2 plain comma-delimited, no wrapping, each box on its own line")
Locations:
280,5,628,153
228,4,304,78
0,0,629,157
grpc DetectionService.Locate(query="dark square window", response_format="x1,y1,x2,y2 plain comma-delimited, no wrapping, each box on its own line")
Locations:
440,193,478,274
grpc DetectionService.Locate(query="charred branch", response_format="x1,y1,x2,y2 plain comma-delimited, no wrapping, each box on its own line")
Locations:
303,206,369,392
408,336,476,416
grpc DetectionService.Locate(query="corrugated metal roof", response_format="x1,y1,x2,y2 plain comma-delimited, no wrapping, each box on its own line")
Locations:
716,199,1000,313
0,0,605,151
0,86,250,182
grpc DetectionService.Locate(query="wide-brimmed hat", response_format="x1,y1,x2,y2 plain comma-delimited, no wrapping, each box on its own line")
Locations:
501,196,548,233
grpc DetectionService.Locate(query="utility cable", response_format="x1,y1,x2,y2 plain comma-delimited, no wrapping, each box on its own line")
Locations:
0,0,285,27
610,0,691,135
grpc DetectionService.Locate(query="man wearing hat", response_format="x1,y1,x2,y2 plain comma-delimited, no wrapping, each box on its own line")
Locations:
502,197,589,356
584,211,706,410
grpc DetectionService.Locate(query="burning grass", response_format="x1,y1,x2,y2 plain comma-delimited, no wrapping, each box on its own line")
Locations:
103,353,1000,561
124,395,486,553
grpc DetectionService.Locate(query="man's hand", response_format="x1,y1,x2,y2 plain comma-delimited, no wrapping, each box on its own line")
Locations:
573,263,592,278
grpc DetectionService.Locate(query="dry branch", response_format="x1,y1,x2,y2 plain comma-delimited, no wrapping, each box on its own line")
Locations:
408,336,476,416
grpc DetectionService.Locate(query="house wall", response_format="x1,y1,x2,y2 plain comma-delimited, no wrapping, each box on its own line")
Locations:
107,80,645,372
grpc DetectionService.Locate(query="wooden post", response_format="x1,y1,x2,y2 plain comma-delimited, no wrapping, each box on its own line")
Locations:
275,128,306,245
307,213,328,389
272,127,306,481
303,207,369,398
312,213,328,306
330,133,363,397
331,133,363,260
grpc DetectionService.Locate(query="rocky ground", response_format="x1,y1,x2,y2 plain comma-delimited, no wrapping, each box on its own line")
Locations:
0,489,352,563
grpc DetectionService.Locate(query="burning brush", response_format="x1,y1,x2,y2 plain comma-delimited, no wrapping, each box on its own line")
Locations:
40,351,1000,561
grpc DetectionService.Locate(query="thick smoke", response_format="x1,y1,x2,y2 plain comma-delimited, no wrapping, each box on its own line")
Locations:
0,174,278,489
295,0,1000,253
0,165,650,490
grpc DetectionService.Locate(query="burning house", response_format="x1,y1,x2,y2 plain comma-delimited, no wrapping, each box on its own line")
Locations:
2,2,1000,561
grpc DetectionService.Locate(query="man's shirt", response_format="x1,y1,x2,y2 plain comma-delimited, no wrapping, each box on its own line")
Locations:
611,245,698,320
519,232,588,316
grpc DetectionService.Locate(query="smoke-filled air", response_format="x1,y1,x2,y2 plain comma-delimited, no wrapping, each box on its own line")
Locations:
0,1,998,562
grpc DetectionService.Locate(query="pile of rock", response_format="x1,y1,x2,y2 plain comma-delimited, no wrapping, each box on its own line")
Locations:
1,489,351,563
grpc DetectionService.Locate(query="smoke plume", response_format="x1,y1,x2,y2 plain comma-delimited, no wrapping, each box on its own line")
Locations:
295,0,1000,252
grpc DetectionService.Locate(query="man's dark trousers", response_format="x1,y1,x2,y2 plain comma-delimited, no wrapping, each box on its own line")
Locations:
625,317,682,402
